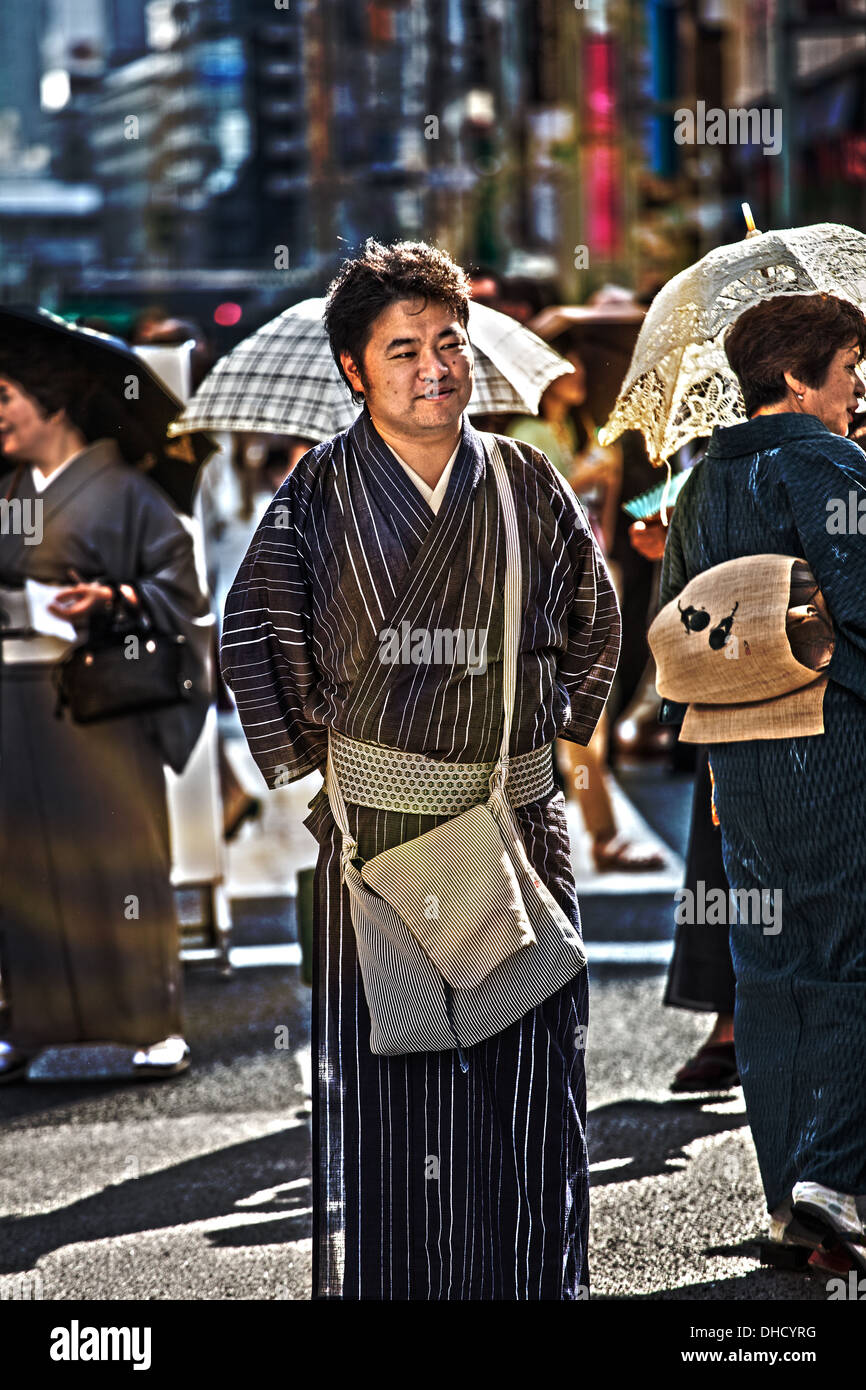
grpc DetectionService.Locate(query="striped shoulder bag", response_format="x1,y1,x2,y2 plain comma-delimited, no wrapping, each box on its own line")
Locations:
325,436,586,1066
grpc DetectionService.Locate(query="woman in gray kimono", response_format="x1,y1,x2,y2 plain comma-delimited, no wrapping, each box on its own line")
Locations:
0,334,212,1081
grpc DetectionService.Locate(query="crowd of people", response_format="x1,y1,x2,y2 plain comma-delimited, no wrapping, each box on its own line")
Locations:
1,239,865,1296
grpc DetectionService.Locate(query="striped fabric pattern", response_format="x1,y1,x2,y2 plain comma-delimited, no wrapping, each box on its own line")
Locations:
328,436,585,1038
311,800,592,1300
221,411,620,784
222,409,621,1300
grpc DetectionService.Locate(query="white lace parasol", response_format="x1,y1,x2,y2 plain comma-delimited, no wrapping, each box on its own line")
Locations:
598,222,866,465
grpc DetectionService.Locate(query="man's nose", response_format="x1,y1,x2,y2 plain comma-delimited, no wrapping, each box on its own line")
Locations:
417,350,448,379
855,374,866,398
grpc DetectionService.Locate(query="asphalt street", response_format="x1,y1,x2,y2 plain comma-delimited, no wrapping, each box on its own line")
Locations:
0,762,830,1304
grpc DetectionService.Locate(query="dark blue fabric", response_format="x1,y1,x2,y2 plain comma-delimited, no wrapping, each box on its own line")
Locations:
224,416,618,1298
660,413,866,1211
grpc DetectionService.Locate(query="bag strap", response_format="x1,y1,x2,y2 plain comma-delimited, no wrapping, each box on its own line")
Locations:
486,434,521,780
327,433,522,872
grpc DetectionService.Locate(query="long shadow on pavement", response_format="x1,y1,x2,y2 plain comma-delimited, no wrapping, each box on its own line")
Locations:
599,1268,826,1300
0,1124,312,1275
588,1096,748,1186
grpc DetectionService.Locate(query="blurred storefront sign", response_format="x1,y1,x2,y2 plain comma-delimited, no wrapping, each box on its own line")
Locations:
581,31,624,263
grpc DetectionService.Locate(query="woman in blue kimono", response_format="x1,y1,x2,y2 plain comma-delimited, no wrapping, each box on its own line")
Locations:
660,292,866,1261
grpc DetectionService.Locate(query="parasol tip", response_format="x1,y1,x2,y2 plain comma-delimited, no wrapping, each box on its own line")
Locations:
742,202,760,238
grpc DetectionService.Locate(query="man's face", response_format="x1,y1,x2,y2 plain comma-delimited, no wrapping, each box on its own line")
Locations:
340,297,474,439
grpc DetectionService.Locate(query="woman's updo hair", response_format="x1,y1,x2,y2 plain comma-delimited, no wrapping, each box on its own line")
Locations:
724,292,866,418
0,339,152,461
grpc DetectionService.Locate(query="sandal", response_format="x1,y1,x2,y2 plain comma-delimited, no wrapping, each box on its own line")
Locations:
591,834,666,873
761,1198,857,1275
132,1035,190,1079
789,1182,866,1275
670,1041,740,1093
224,792,262,842
0,1042,32,1084
807,1246,855,1276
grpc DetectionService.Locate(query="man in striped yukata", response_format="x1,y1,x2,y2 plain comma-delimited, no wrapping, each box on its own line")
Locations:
221,240,621,1300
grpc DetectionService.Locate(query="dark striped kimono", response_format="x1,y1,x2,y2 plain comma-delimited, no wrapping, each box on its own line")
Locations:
222,410,621,1300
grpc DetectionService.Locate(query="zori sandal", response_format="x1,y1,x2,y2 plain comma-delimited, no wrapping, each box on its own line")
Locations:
789,1181,866,1275
670,1041,740,1093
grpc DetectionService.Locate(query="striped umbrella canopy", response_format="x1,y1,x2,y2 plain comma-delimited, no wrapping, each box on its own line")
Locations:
168,298,573,442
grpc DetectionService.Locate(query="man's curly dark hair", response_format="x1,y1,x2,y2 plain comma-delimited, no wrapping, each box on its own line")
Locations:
323,239,472,404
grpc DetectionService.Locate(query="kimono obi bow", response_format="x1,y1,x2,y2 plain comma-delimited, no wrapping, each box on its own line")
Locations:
649,555,834,742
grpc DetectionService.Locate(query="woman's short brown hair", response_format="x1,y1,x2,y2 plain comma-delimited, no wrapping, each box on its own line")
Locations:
724,292,866,417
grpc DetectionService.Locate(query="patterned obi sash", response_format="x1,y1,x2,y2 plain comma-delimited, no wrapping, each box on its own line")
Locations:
329,730,556,816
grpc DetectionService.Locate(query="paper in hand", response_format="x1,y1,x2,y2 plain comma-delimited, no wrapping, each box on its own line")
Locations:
24,579,78,643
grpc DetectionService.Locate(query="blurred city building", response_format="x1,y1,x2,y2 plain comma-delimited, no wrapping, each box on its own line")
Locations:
731,0,866,231
0,0,103,299
0,0,863,321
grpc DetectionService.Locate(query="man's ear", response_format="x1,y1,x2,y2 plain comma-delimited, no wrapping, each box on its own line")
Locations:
340,352,364,396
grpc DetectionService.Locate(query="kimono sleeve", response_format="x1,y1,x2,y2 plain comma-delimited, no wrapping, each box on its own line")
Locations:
782,437,866,706
658,494,690,608
114,472,214,774
127,485,213,645
656,498,692,728
221,475,326,789
551,474,622,747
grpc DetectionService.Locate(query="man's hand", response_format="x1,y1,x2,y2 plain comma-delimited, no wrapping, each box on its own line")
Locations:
628,516,668,562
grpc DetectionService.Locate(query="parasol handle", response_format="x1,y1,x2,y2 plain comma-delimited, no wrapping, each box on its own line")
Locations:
659,459,674,527
742,202,761,239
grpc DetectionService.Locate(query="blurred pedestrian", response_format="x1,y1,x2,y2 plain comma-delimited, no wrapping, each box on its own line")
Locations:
132,314,215,393
665,751,737,1090
508,355,664,872
627,512,736,1088
130,312,267,840
0,321,211,1081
